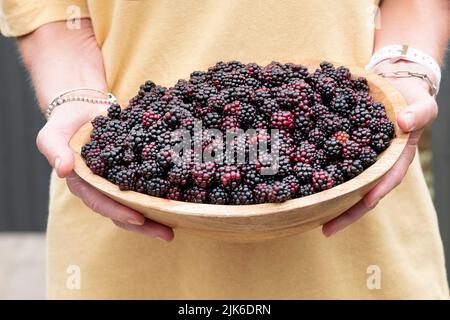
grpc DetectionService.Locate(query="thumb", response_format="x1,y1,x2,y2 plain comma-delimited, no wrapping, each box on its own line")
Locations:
397,96,437,133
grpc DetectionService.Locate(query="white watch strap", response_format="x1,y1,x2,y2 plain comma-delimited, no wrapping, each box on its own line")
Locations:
365,45,441,91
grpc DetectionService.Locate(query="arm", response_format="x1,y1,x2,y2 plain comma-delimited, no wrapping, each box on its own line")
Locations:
18,20,173,241
323,0,449,236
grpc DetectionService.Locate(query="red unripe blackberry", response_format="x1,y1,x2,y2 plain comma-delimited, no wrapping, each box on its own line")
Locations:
312,170,334,191
333,131,350,144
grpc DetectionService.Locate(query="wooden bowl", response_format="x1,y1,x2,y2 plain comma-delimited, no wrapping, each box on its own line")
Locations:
69,63,408,242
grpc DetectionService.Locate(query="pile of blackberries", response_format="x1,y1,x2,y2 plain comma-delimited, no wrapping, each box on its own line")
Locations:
81,61,395,204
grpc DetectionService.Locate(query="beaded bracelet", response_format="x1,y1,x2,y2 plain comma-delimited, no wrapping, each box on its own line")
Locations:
45,87,117,119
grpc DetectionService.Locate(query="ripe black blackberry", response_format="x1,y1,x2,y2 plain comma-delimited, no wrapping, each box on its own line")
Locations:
307,127,325,146
311,170,334,191
298,183,314,197
259,98,279,117
294,111,313,135
237,103,256,128
341,159,364,179
253,183,272,204
100,145,124,166
291,141,317,164
216,165,242,189
191,162,216,188
323,137,342,158
378,119,395,139
352,77,369,92
146,177,170,197
341,140,362,159
209,187,229,205
86,156,108,177
107,103,122,119
230,184,254,205
184,186,209,203
319,113,343,134
283,175,300,195
359,146,377,168
267,181,291,203
262,61,287,87
352,128,371,146
139,159,164,179
350,106,372,128
371,132,390,153
114,167,137,191
203,112,221,128
167,186,183,201
167,162,191,186
325,164,345,186
292,162,313,183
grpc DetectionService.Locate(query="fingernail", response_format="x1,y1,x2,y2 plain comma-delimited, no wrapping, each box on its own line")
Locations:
126,218,144,226
54,157,61,170
367,200,379,210
403,113,415,131
154,236,167,242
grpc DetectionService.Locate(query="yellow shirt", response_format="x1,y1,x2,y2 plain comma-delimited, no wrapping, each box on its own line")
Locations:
2,0,448,299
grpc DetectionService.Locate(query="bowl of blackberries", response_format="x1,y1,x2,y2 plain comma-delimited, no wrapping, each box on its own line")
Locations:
70,60,408,241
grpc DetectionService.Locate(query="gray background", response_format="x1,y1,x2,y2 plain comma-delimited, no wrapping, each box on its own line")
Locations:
0,37,449,276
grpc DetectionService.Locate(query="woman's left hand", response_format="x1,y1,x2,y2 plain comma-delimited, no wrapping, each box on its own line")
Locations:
322,61,438,237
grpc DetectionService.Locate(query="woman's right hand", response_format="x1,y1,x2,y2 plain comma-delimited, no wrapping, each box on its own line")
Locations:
36,102,174,241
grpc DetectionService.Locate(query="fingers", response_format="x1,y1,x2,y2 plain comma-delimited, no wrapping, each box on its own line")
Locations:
322,200,372,237
322,131,420,237
113,220,174,242
397,97,437,132
66,173,146,226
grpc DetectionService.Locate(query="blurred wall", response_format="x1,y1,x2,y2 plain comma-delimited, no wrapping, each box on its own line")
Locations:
0,36,449,276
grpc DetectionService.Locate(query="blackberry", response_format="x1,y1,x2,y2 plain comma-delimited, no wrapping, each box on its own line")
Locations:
341,140,362,159
107,103,122,119
253,183,273,204
230,184,254,205
146,178,170,197
359,146,377,168
184,186,209,203
267,181,291,203
114,167,137,191
333,131,350,144
319,113,342,134
323,137,342,158
311,103,330,120
216,165,242,189
341,159,364,178
191,162,216,188
142,110,161,127
91,115,109,128
307,127,325,146
260,98,279,116
220,115,239,131
352,128,371,146
311,170,334,191
86,156,107,176
100,145,124,166
291,142,317,164
350,106,372,128
325,164,345,185
371,132,390,153
167,186,183,201
209,187,229,205
298,183,314,197
378,119,395,139
292,162,313,183
139,159,164,179
353,77,369,92
294,111,313,134
283,175,300,195
262,61,287,87
167,163,191,186
242,166,266,188
203,112,221,128
237,103,256,128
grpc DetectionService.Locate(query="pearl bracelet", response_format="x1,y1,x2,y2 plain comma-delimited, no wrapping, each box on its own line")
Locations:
45,87,117,119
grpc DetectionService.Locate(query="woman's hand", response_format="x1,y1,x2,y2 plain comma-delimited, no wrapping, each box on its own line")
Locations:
322,61,438,237
36,103,174,241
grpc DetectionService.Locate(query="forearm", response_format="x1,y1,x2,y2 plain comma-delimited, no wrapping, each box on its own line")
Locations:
17,18,107,111
375,0,449,64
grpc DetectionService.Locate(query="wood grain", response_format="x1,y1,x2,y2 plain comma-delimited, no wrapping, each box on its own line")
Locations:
69,62,409,242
